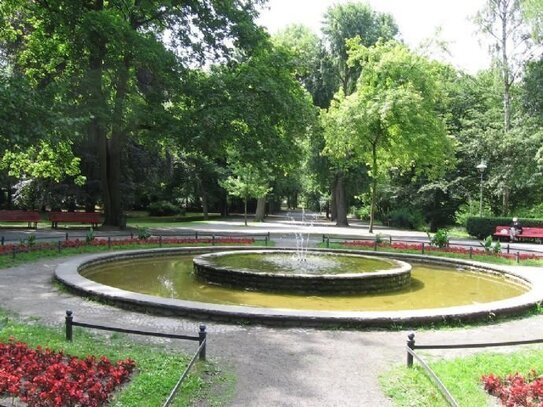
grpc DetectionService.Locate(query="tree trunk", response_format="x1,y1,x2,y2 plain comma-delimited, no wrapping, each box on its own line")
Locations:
254,196,266,222
369,142,378,233
243,195,248,226
330,178,337,222
334,172,349,227
102,55,130,227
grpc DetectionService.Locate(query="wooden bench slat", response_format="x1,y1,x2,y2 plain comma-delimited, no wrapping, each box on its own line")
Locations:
0,210,40,228
48,212,101,228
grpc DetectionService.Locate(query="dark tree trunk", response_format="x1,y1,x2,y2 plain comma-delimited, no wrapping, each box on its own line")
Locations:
334,172,349,227
330,178,337,222
254,196,266,222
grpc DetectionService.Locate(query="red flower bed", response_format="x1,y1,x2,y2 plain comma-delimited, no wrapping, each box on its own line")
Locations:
0,338,135,406
482,370,543,406
342,240,543,261
0,236,255,255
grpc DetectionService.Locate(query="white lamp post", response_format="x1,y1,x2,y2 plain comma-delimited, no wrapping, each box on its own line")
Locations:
476,161,487,217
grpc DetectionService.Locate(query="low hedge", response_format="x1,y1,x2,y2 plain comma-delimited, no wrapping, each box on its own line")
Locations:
466,216,543,239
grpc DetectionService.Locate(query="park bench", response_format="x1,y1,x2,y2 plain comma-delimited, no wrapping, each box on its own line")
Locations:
0,210,40,228
48,212,101,228
493,225,543,243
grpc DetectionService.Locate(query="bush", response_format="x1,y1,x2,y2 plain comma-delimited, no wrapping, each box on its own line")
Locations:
353,206,371,221
148,201,180,216
387,208,425,230
466,216,543,239
427,228,449,248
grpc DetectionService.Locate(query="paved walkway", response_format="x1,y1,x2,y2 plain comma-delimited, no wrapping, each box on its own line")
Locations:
1,218,543,406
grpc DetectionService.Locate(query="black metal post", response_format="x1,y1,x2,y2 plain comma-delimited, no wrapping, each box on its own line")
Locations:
212,234,215,246
322,234,326,243
422,242,425,255
516,252,520,264
199,325,207,361
1,236,4,246
469,247,473,259
57,240,61,253
407,332,415,367
326,237,330,248
159,235,162,248
130,232,134,239
195,231,198,240
66,310,73,341
108,236,111,249
65,232,69,241
373,239,377,251
11,247,16,259
389,236,392,244
507,244,510,254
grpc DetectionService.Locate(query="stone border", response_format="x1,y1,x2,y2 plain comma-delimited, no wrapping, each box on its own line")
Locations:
193,250,412,294
54,247,543,328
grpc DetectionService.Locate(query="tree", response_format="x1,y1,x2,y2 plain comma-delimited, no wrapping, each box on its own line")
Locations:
0,0,265,225
323,41,453,233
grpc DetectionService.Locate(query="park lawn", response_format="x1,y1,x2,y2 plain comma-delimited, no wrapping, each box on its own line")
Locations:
324,242,543,267
0,310,225,407
381,347,543,406
0,239,271,269
126,211,222,228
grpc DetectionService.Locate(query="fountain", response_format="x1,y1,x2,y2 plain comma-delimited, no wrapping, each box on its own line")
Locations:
55,242,543,327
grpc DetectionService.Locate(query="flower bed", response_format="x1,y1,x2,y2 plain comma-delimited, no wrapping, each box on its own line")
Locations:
342,240,543,261
0,236,255,255
0,338,135,406
482,370,543,406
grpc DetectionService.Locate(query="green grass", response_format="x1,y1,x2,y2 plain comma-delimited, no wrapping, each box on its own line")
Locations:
322,242,543,267
381,347,543,406
0,239,271,269
0,310,225,406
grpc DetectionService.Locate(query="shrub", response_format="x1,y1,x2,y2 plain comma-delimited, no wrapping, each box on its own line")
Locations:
86,227,95,243
480,235,501,253
136,226,151,240
352,206,371,220
148,201,180,216
387,208,425,230
428,228,449,248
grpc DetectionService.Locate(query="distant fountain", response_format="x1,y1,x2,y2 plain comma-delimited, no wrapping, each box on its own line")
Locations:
289,208,316,263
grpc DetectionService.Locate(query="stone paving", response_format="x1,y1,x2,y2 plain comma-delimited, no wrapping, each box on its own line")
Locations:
1,218,543,406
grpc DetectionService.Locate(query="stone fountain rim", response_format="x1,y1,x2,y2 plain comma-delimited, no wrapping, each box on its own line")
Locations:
193,249,412,278
54,246,542,328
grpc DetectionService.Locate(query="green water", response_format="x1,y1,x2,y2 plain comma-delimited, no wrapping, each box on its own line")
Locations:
210,252,396,275
82,255,527,311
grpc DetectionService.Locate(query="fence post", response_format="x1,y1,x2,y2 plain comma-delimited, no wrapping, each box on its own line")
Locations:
65,232,69,241
407,332,415,367
199,325,207,361
326,237,330,248
212,234,215,246
265,235,268,246
159,235,162,248
516,252,520,264
421,242,425,255
507,244,510,254
469,247,473,259
389,236,392,245
11,247,16,259
322,234,326,243
195,231,198,240
108,236,111,249
66,310,73,342
130,232,134,239
58,240,61,253
1,236,4,246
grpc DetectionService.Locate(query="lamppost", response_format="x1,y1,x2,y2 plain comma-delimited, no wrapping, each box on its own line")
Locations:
476,161,487,217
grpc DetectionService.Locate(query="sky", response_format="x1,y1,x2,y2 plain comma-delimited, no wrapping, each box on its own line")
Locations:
257,0,491,74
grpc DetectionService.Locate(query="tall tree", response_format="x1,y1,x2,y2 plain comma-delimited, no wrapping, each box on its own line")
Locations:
323,40,453,233
0,0,265,225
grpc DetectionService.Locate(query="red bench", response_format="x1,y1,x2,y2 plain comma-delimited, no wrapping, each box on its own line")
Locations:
493,225,543,243
0,210,40,228
48,212,101,228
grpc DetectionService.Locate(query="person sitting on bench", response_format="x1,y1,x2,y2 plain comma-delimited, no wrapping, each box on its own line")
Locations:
510,217,523,241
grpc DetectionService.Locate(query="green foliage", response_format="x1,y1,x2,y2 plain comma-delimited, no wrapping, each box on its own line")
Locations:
427,228,450,248
85,228,95,243
480,235,502,253
387,208,425,230
382,348,543,407
148,201,180,217
454,200,493,227
353,206,371,221
136,226,151,240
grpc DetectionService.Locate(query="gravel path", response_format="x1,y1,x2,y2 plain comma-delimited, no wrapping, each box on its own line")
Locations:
1,219,543,406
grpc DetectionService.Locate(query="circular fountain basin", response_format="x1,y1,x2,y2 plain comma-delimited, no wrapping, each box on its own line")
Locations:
55,247,543,328
193,250,412,294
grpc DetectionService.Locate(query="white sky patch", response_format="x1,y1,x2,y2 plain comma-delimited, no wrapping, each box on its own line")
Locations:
257,0,491,74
